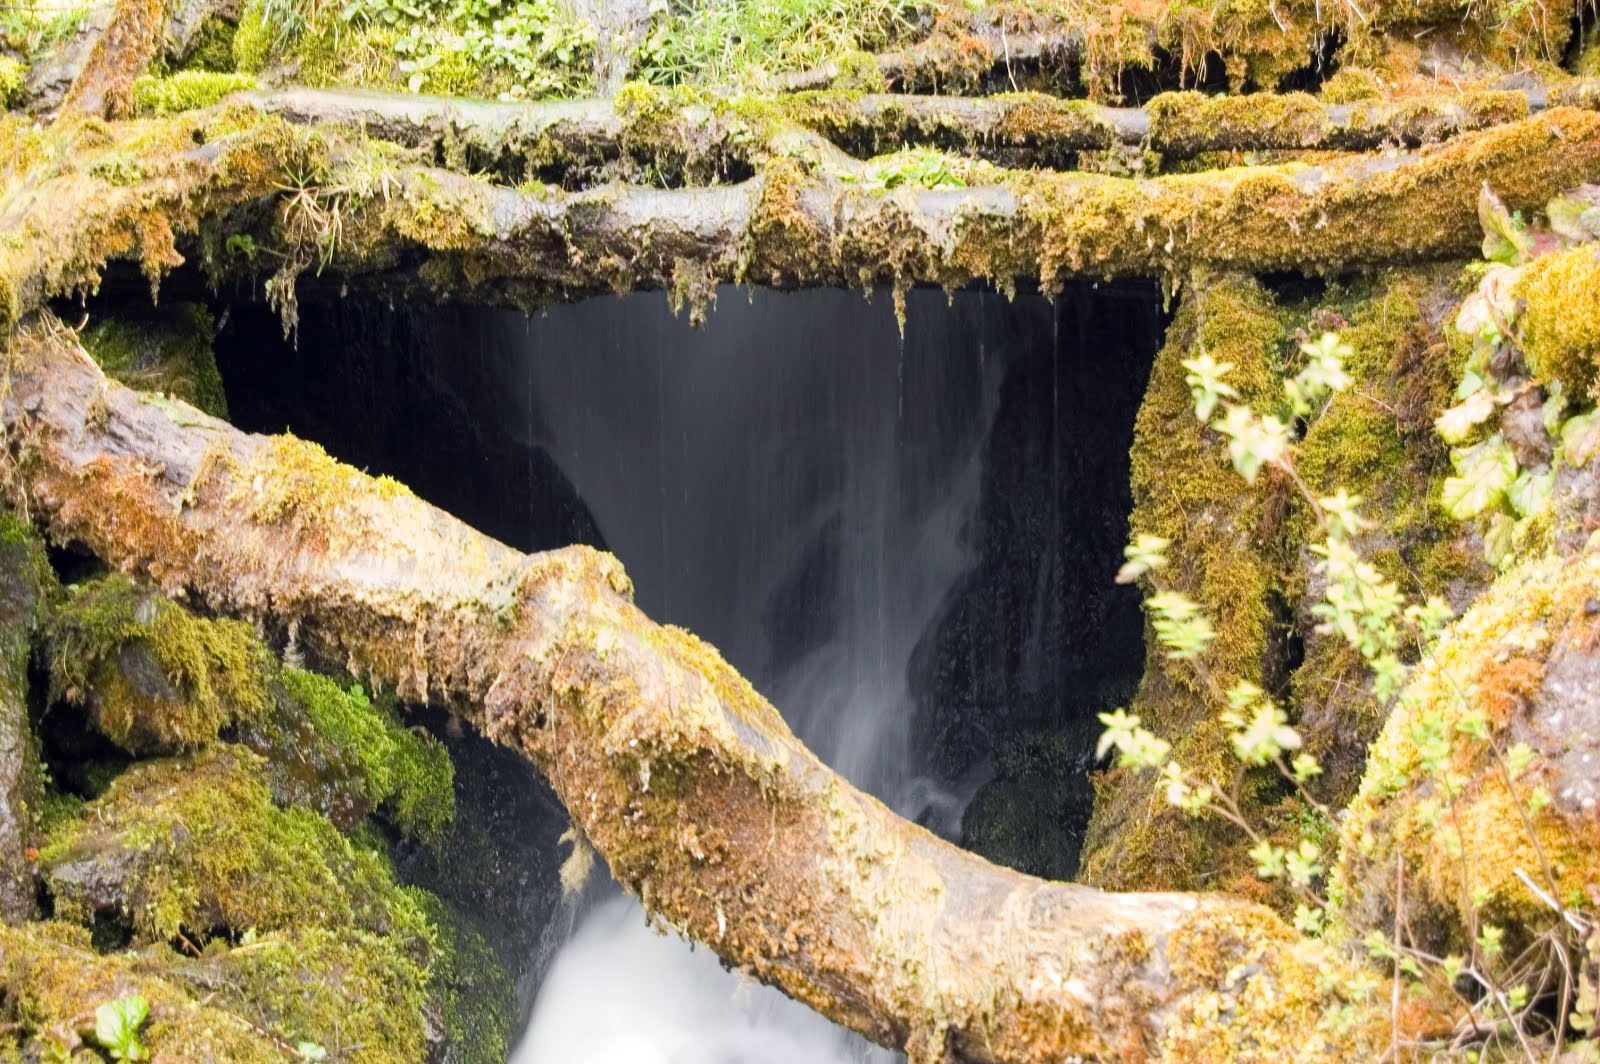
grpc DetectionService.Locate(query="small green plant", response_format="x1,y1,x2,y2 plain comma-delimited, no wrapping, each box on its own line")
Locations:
1101,185,1600,1054
91,994,149,1061
857,149,966,191
226,233,259,262
343,0,595,97
634,0,927,86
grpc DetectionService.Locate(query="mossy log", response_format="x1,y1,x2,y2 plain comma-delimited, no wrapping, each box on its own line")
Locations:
0,315,1386,1063
314,108,1600,309
241,82,1592,177
7,107,1600,329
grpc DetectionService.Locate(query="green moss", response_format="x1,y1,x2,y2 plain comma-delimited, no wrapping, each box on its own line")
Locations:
232,0,271,73
0,921,285,1062
80,303,230,418
0,56,24,109
411,892,519,1063
38,746,428,943
180,13,240,72
131,71,256,115
1079,275,1289,893
276,669,455,847
1148,90,1328,155
1580,24,1600,77
198,925,431,1064
47,574,273,753
1515,243,1600,398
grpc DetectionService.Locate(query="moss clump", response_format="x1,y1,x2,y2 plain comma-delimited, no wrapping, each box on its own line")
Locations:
30,745,514,1062
80,303,230,418
1515,242,1600,398
1289,269,1482,803
411,892,519,1063
131,71,256,115
231,0,271,73
48,574,272,753
1147,90,1328,155
1079,275,1288,893
274,669,455,846
0,921,285,1062
0,56,24,109
1333,549,1600,955
1580,24,1600,77
39,746,429,942
237,434,412,545
193,925,432,1063
179,13,240,72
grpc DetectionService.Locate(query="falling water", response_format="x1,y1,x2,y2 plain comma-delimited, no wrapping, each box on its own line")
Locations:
488,286,1031,1063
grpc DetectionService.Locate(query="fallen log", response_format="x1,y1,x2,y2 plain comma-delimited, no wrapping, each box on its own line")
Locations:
5,107,1600,328
0,314,1385,1063
237,81,1588,179
314,108,1600,307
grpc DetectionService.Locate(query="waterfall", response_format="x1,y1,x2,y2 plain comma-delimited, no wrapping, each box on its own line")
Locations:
495,287,1032,1062
214,276,1154,1060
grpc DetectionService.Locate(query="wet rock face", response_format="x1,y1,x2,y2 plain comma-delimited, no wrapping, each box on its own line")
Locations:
1527,634,1600,821
394,713,569,998
910,283,1159,877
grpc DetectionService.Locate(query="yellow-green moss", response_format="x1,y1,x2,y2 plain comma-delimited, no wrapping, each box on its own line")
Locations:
237,433,412,544
198,925,431,1064
0,921,286,1062
1334,549,1600,953
277,668,455,846
1148,90,1328,155
1515,242,1600,398
411,892,519,1063
1288,270,1484,806
39,746,429,942
131,71,256,115
231,0,271,73
179,13,240,72
1580,25,1600,77
80,303,229,418
48,574,272,752
0,56,24,109
1079,275,1289,893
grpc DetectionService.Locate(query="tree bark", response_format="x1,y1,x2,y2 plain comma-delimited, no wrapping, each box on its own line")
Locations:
0,314,1383,1063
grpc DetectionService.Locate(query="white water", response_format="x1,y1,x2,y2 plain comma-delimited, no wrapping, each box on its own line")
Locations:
498,288,1027,1064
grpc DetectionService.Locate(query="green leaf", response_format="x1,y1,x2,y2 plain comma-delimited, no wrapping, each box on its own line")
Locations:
1478,184,1532,265
1562,409,1600,468
1441,435,1516,520
1506,469,1553,518
93,995,149,1061
297,1044,329,1062
1434,390,1496,445
1546,184,1600,243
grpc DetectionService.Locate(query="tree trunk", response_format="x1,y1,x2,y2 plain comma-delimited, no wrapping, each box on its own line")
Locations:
0,314,1384,1063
